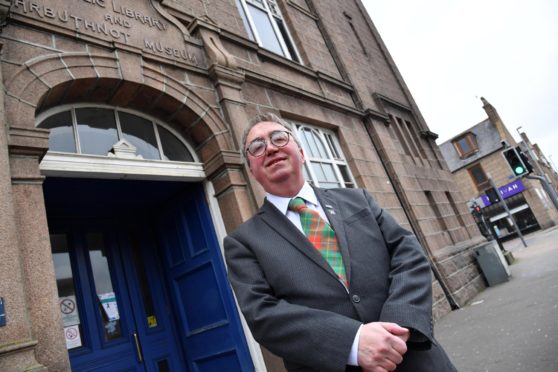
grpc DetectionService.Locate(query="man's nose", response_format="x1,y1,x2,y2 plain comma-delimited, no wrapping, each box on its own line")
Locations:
266,141,280,153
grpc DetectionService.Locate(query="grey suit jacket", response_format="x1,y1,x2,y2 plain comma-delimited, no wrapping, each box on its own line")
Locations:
224,187,456,372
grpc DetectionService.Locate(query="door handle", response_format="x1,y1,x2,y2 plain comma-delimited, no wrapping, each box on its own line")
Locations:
133,332,144,363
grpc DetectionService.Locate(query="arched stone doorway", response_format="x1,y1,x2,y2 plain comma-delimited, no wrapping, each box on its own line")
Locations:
3,51,256,371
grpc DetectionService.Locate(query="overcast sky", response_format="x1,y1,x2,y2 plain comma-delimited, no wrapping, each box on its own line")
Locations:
361,0,558,170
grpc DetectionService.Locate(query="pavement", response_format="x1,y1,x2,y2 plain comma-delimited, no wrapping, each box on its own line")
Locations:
434,226,558,372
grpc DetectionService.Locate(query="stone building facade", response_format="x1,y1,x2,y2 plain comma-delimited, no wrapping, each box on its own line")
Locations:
440,98,558,240
0,1,486,371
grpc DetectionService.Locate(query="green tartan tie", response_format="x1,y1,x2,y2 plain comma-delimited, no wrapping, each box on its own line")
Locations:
288,197,347,287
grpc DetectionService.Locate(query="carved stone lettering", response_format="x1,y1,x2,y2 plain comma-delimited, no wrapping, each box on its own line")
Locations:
11,0,203,67
81,0,106,8
144,39,198,65
111,0,166,30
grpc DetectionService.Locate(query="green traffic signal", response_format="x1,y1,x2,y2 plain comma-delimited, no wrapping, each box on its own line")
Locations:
503,147,529,177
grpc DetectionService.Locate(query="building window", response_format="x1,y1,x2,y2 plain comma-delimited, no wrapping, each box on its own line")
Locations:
453,133,478,158
388,114,413,161
468,163,490,191
425,191,455,245
37,105,195,162
291,123,355,189
236,0,300,62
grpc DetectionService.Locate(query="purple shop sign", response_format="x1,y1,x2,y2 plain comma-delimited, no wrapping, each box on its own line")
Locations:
481,179,525,207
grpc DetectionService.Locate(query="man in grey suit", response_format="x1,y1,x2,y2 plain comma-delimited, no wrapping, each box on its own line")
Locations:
224,113,457,372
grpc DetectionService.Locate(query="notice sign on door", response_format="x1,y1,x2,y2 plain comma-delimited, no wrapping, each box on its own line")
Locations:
59,296,80,327
64,325,82,349
98,292,120,321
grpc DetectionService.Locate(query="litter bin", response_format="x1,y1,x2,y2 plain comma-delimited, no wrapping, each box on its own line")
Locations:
474,241,510,286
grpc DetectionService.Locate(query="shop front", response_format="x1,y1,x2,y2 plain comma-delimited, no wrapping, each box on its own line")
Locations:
480,180,540,240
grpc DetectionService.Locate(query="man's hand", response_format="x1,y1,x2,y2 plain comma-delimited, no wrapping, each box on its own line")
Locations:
357,322,410,372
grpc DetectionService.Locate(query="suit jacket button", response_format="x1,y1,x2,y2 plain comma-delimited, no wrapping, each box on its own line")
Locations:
352,294,361,303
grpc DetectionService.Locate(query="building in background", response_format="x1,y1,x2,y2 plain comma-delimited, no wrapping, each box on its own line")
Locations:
0,1,487,371
440,98,558,241
516,131,558,195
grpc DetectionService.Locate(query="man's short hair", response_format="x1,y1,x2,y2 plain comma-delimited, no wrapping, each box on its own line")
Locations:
241,112,301,164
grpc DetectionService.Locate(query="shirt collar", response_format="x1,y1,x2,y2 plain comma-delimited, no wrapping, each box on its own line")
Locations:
266,182,318,215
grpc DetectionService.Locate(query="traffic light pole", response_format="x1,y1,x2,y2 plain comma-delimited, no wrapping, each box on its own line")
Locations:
526,174,558,212
488,177,528,248
517,131,558,212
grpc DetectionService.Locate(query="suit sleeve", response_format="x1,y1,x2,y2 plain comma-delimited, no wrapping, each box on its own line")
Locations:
224,234,361,372
362,190,435,347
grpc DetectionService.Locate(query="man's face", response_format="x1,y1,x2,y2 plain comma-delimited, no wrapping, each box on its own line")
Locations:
245,121,305,197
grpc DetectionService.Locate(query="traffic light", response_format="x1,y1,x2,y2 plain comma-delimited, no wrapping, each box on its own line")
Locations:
502,147,528,177
470,202,482,217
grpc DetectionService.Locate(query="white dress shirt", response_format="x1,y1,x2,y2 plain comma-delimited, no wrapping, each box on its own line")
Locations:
266,182,361,366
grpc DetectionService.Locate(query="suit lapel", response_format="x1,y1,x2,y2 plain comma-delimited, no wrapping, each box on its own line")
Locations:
258,199,340,281
314,188,352,283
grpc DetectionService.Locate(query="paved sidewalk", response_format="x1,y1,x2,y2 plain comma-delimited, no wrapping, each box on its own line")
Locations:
434,227,558,372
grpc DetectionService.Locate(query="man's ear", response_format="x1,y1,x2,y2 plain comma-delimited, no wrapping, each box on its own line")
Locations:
246,159,254,174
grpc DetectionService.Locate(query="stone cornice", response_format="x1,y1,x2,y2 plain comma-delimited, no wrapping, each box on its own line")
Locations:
244,69,361,117
8,126,49,159
203,149,244,181
420,130,439,141
363,108,389,124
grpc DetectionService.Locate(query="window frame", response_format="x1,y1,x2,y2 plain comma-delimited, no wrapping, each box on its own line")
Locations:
290,122,355,189
36,104,196,161
467,163,490,191
453,133,478,158
35,104,205,181
237,0,301,62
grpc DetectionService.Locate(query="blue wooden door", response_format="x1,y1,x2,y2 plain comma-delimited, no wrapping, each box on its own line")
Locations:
50,221,188,371
45,178,254,371
157,184,254,372
117,224,188,371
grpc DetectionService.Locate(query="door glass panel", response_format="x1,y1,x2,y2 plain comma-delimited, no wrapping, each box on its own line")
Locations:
51,233,84,350
129,234,158,328
40,111,76,153
76,108,118,155
87,233,122,341
119,112,160,160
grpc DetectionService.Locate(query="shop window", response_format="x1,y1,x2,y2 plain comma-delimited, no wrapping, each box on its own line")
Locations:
453,133,478,158
37,106,194,162
292,123,355,189
468,163,490,191
236,0,300,62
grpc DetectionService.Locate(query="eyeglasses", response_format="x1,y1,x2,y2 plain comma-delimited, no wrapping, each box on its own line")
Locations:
245,130,292,157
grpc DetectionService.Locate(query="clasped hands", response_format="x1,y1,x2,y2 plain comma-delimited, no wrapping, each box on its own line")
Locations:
357,322,410,372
